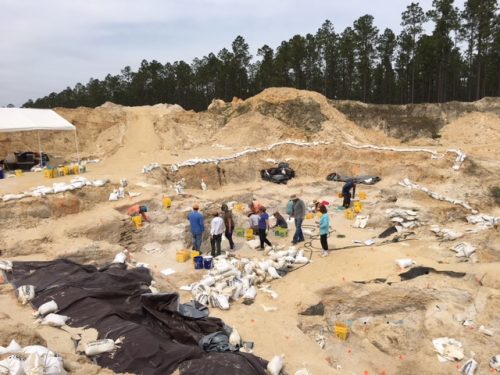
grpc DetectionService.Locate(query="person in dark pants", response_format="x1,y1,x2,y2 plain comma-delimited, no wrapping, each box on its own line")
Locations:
342,180,356,208
290,194,305,244
257,207,272,250
272,212,288,229
210,212,225,257
188,204,204,251
221,204,235,250
318,205,330,257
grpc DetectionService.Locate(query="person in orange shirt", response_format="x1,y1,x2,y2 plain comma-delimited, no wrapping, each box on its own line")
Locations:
249,199,263,214
127,205,150,222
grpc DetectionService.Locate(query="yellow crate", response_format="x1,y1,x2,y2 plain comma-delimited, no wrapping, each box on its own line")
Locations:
305,213,314,220
234,203,246,213
334,322,350,340
353,201,363,213
15,169,24,177
358,192,367,200
63,166,70,175
73,165,80,174
176,250,190,263
191,250,200,260
44,169,55,178
338,192,344,198
344,209,356,220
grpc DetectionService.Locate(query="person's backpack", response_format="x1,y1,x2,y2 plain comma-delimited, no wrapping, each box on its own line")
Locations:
286,200,294,215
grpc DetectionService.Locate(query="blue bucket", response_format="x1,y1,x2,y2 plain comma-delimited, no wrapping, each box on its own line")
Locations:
203,256,213,270
0,169,4,179
194,256,204,270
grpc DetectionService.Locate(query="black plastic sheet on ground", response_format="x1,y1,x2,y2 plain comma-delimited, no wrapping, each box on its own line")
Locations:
7,259,267,375
260,162,295,184
326,172,381,185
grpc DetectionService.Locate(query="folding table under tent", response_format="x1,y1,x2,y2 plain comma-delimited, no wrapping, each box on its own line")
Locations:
0,108,80,167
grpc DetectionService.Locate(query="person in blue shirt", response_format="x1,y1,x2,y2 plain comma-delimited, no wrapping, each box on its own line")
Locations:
319,205,330,257
188,203,205,251
342,180,356,208
257,207,273,250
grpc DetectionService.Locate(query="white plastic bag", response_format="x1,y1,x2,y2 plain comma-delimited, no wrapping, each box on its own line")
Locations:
0,340,22,355
229,327,241,347
0,260,13,271
17,285,35,304
267,354,285,375
0,356,24,375
395,259,415,268
267,266,281,279
24,352,67,375
36,300,58,317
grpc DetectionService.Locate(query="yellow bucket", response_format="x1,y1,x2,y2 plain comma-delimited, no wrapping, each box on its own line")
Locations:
338,192,344,198
234,203,246,213
15,169,23,177
163,197,172,209
359,192,367,200
191,250,200,260
44,169,54,178
316,212,323,219
132,215,143,229
245,229,254,240
63,166,70,176
73,165,80,174
305,213,314,220
335,322,350,340
344,209,356,220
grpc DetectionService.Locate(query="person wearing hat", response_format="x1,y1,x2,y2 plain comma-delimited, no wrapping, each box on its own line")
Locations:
127,204,150,222
188,203,205,251
290,194,306,244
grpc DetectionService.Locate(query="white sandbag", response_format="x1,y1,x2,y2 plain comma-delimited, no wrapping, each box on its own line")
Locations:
216,294,230,310
395,259,415,268
258,261,270,272
0,340,22,355
0,260,13,272
243,286,257,301
17,285,35,304
294,256,310,264
108,191,119,201
295,369,310,375
200,276,216,288
229,327,241,347
36,300,58,317
41,313,69,327
23,345,55,357
460,358,478,375
112,251,128,264
267,354,285,375
24,352,67,375
287,247,298,257
91,179,109,187
490,355,500,371
0,356,24,375
267,266,281,279
84,339,117,356
246,239,260,250
52,183,67,194
2,194,26,202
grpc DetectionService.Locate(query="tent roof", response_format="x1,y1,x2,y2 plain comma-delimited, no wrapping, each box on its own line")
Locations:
0,108,75,132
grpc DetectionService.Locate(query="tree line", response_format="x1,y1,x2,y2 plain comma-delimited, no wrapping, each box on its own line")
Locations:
24,0,499,110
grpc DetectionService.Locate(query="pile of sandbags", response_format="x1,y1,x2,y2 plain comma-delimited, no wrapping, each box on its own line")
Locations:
430,225,463,241
386,208,421,231
0,340,67,374
185,248,310,311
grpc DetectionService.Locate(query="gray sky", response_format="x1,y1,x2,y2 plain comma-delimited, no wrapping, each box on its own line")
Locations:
0,0,465,107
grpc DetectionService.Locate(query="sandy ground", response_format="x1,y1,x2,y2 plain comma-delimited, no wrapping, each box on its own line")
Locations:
0,88,499,375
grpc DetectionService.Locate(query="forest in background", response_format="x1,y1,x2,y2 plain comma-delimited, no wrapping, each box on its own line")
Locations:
23,0,500,110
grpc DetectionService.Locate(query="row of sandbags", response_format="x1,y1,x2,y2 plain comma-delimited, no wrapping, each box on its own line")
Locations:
1,177,109,202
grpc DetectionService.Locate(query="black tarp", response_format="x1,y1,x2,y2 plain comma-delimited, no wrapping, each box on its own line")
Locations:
7,259,267,375
326,172,381,185
260,162,295,184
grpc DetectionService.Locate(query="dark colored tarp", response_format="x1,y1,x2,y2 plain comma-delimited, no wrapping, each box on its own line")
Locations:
261,162,295,184
399,266,466,281
7,259,267,375
326,172,381,185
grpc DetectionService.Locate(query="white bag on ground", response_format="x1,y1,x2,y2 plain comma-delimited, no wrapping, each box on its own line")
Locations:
84,338,121,356
0,356,24,375
229,327,241,347
36,300,58,317
267,354,285,375
395,259,415,268
24,352,67,375
0,340,22,355
17,285,35,304
243,286,257,301
0,260,13,272
23,346,55,357
41,313,70,327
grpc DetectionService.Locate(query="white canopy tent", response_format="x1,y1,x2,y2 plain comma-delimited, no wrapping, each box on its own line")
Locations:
0,108,79,165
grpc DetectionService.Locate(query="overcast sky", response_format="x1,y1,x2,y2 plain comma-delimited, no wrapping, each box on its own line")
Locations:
0,0,466,107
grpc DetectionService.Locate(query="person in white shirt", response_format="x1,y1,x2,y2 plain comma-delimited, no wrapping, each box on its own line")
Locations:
210,212,225,256
248,212,260,234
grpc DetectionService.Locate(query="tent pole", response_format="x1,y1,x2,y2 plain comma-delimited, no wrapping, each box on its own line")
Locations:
37,131,43,167
74,129,80,164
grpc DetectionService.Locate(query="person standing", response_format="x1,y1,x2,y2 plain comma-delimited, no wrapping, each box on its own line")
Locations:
210,211,225,257
319,205,330,257
342,180,356,208
221,203,235,250
257,207,272,250
248,212,260,234
290,194,306,244
188,203,205,251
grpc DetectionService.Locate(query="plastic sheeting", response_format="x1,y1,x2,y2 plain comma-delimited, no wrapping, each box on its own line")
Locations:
6,260,267,375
